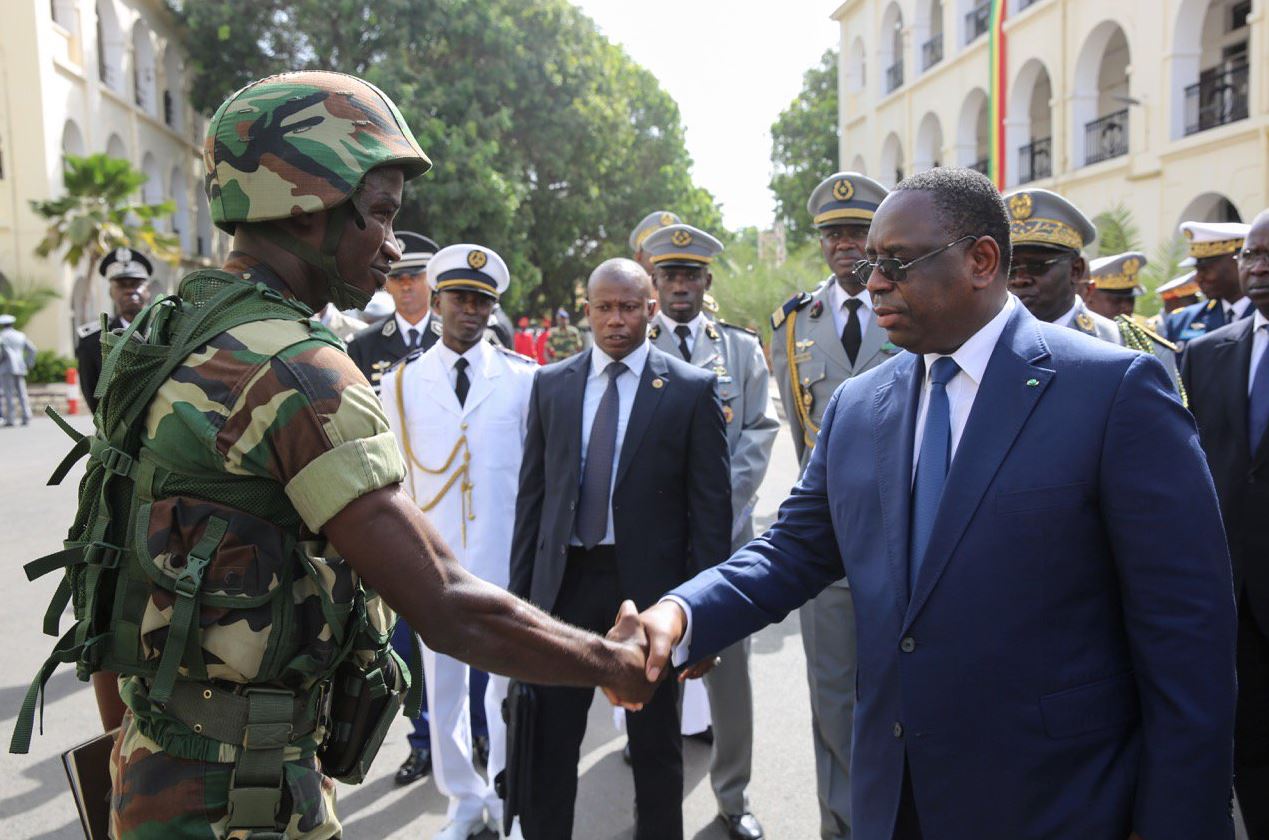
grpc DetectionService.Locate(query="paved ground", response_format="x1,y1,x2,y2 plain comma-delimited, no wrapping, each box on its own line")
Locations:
0,411,818,839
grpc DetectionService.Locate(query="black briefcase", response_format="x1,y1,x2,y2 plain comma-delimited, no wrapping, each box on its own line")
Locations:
495,680,537,835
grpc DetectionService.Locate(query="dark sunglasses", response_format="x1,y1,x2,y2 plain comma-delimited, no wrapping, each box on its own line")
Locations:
1008,254,1072,279
852,235,977,283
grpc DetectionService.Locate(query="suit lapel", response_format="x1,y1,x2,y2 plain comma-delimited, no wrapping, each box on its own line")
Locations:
1214,319,1258,467
560,350,590,480
872,353,922,615
418,350,463,418
904,308,1053,631
807,286,852,377
691,324,720,367
460,345,500,416
615,349,669,488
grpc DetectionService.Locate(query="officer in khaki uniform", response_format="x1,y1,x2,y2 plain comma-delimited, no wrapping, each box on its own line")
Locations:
1084,250,1146,321
770,171,896,840
1091,252,1186,402
631,210,682,273
644,223,779,840
1004,188,1121,344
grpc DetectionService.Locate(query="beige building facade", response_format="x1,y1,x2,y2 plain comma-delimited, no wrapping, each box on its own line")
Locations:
832,0,1268,256
0,0,226,355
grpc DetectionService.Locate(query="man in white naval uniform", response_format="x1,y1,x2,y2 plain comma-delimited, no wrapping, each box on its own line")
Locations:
381,243,536,840
644,223,779,840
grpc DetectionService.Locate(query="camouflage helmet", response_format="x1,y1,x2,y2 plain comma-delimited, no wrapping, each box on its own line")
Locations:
204,70,431,233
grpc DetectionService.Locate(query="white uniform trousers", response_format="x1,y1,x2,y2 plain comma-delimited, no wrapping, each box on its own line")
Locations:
422,645,509,824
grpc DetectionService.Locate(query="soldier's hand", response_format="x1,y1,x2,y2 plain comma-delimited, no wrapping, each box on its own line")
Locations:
601,600,655,710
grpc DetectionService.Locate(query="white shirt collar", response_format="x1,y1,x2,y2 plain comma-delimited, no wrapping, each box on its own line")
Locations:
656,309,708,340
1254,309,1269,331
1229,297,1253,319
591,339,650,380
395,311,429,338
922,295,1016,388
435,338,488,376
827,277,873,312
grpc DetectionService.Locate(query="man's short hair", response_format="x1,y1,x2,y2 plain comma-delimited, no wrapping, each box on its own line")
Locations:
893,168,1011,277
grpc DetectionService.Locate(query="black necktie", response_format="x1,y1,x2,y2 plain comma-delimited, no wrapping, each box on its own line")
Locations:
453,357,470,407
576,361,626,548
674,325,692,361
407,327,420,350
841,298,863,365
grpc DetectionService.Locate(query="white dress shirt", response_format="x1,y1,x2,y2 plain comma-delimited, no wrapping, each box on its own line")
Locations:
666,295,1018,665
1228,296,1253,323
1250,310,1269,396
911,295,1016,481
396,311,430,348
434,339,487,391
656,310,707,357
827,278,874,338
571,340,651,546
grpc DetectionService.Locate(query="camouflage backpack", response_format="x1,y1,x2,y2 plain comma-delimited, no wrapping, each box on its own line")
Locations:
11,270,421,815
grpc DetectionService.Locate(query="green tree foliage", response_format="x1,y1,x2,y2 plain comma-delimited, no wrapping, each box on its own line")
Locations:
769,49,839,244
0,277,60,330
712,232,827,342
1092,203,1142,257
1092,203,1189,318
173,0,721,317
30,153,179,325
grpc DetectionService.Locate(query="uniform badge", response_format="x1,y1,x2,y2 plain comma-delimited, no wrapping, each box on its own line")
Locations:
1008,193,1033,221
705,323,720,341
649,324,661,339
660,212,675,226
1183,228,1195,240
810,300,824,319
832,178,854,201
467,249,488,269
1123,257,1141,275
651,378,665,389
383,319,397,337
1026,378,1040,387
1076,313,1095,332
114,246,133,263
722,405,735,424
671,229,693,247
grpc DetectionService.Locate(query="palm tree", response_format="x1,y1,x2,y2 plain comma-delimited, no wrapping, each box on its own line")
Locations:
30,153,181,327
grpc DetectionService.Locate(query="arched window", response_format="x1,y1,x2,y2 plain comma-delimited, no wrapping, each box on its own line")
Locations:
131,21,157,115
1008,60,1053,185
95,0,124,91
879,4,905,94
1073,22,1132,166
915,112,944,172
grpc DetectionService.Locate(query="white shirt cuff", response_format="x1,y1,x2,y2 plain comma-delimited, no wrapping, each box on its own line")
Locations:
660,595,694,667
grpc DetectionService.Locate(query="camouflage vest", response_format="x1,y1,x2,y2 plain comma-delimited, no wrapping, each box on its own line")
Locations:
11,271,419,798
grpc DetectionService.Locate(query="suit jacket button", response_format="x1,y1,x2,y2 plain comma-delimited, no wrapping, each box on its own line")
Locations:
893,722,904,738
900,636,916,653
569,501,576,510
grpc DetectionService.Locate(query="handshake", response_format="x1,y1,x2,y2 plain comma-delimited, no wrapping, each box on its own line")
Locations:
598,599,717,711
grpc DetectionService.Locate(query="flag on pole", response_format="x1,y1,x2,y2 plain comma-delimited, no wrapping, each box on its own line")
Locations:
988,0,1008,189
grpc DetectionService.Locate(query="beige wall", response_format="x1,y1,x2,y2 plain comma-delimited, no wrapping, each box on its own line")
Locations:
831,0,1268,258
0,0,226,356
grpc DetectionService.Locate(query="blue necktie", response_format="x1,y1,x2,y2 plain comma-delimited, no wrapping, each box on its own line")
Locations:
1249,326,1269,452
407,327,420,350
910,356,960,592
576,362,626,548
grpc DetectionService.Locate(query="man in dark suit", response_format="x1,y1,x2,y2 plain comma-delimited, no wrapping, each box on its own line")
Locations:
347,231,441,392
1182,208,1269,840
620,168,1237,840
510,258,731,840
76,248,154,413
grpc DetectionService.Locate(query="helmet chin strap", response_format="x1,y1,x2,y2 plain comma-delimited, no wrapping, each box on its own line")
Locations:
254,201,375,311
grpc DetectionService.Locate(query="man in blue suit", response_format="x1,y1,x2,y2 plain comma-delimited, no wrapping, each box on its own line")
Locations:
616,169,1238,839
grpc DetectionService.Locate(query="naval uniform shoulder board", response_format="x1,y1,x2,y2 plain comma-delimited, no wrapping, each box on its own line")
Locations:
76,321,102,340
771,292,812,330
717,320,762,344
387,347,425,373
495,344,537,365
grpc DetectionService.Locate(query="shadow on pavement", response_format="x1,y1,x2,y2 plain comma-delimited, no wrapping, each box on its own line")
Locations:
0,751,70,822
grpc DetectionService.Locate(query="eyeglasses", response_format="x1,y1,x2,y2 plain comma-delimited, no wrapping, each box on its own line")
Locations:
852,235,977,283
1008,254,1072,279
1237,248,1269,267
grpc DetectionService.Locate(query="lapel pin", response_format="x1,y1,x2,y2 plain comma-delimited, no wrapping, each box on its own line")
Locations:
1026,378,1039,387
651,378,664,389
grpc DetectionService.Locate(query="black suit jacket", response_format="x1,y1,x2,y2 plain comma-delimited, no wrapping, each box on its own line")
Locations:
75,316,123,413
1182,315,1269,626
346,315,438,391
510,345,732,611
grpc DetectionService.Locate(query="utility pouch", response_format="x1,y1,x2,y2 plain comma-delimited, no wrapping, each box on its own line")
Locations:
317,650,405,784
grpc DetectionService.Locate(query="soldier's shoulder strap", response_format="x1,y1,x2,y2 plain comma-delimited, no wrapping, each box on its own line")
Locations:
76,321,102,340
495,344,538,366
771,291,813,330
1116,315,1179,353
388,347,425,373
717,320,761,342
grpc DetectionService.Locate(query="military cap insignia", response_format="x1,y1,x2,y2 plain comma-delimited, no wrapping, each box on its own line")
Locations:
114,246,133,263
1183,228,1195,240
468,249,488,269
832,179,854,201
1123,257,1141,275
660,212,675,225
671,229,693,247
1008,193,1033,221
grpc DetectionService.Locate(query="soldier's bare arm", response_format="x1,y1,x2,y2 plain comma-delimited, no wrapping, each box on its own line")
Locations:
325,485,656,705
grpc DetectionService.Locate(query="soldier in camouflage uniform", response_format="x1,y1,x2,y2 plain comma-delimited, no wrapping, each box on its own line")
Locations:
544,309,583,361
81,70,651,840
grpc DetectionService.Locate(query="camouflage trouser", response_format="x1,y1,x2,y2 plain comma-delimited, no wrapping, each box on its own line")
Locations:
109,712,340,839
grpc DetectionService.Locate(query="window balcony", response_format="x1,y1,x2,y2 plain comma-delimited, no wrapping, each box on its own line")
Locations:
1184,64,1249,136
965,3,991,44
885,62,904,93
1019,0,1043,10
1017,137,1051,183
922,35,944,70
1085,109,1128,165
